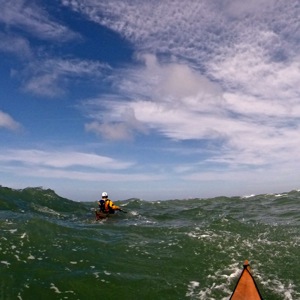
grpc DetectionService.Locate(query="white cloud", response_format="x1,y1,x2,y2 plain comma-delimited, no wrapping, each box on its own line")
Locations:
219,0,274,18
66,0,300,176
85,105,148,140
208,43,300,103
81,51,300,172
0,33,32,58
0,111,21,131
0,149,133,170
63,0,299,63
83,54,225,140
0,0,78,41
19,58,109,97
0,149,166,184
62,0,224,62
139,54,222,104
1,166,163,182
2,0,295,196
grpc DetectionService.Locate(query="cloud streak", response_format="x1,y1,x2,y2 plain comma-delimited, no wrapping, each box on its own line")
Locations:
0,111,21,131
1,165,163,183
0,0,77,42
0,149,133,170
19,58,109,97
0,149,164,184
0,32,32,58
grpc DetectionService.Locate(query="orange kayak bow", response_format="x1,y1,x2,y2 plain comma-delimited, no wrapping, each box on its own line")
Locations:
230,260,263,300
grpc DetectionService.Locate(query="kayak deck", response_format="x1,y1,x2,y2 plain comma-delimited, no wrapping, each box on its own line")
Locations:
95,210,109,220
230,260,263,300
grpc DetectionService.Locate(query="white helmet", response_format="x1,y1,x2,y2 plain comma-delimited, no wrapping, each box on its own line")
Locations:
102,192,108,197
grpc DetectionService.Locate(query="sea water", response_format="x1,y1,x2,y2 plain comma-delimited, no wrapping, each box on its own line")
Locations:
0,187,300,299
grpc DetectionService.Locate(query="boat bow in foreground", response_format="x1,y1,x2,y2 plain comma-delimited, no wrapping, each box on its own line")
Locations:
230,260,263,300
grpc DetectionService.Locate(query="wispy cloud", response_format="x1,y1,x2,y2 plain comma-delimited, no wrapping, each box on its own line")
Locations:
19,58,109,97
0,111,21,131
62,0,226,65
0,165,163,183
82,54,224,140
0,0,78,41
63,0,299,63
0,149,165,183
0,32,32,58
0,0,106,98
0,149,133,170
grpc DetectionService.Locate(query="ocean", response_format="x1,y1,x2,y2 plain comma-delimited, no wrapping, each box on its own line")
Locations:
0,186,299,300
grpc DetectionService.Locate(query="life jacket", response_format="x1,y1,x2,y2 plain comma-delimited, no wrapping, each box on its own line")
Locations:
104,199,116,214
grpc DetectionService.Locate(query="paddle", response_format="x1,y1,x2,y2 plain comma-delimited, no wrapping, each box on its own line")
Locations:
119,208,127,213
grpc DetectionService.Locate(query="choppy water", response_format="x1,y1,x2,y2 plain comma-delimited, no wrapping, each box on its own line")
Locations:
1,186,300,299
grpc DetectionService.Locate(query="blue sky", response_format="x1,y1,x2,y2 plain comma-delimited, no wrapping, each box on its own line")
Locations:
1,0,300,201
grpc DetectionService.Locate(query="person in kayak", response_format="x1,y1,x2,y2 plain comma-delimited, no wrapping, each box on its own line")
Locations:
98,194,106,213
98,192,120,214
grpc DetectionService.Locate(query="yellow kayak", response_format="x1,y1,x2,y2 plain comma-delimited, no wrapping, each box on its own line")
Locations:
230,260,263,300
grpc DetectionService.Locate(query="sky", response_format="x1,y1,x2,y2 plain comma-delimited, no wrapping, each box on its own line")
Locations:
0,0,300,201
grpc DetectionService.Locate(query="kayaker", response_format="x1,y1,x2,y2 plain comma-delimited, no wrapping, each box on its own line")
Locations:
97,194,106,213
98,192,120,214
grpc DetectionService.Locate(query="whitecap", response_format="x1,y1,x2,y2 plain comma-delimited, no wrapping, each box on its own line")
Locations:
241,194,255,199
186,281,200,297
50,283,61,294
1,261,10,267
190,281,199,287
